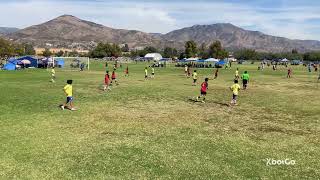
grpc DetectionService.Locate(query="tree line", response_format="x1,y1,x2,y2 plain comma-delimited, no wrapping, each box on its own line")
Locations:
0,38,35,57
88,40,229,59
234,49,320,61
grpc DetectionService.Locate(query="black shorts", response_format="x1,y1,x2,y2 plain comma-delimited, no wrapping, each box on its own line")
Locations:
193,79,197,83
243,79,248,85
232,94,238,100
152,73,155,75
201,91,207,95
145,75,148,78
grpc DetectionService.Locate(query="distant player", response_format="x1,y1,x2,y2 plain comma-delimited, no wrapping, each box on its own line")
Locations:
151,67,155,78
235,68,239,80
241,71,250,90
192,70,198,86
51,67,56,83
230,79,241,106
60,80,76,111
185,65,188,76
125,66,129,77
104,71,111,91
144,67,148,80
187,66,191,78
111,70,118,85
287,68,292,78
214,68,219,79
196,78,209,103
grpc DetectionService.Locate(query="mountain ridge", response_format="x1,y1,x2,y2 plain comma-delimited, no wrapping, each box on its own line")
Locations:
6,15,320,52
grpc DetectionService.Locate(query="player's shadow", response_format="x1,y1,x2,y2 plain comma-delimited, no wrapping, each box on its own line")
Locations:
211,101,230,107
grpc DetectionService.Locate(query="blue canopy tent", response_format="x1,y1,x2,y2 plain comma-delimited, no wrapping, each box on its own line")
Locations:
215,60,226,68
3,63,16,70
56,58,65,68
16,56,38,67
196,59,205,63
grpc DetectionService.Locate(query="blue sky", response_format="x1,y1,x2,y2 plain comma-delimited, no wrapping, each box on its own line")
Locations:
1,0,320,40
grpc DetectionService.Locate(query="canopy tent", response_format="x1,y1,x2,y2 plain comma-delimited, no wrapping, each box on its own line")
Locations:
55,58,65,68
281,58,289,62
186,57,198,61
3,63,16,70
16,56,38,67
205,58,219,62
144,53,163,61
196,59,205,63
216,60,227,65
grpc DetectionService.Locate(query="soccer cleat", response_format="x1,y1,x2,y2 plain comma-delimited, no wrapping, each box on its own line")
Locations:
60,105,65,110
71,108,77,111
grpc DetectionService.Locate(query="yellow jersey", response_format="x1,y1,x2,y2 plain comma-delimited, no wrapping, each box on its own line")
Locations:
235,70,239,76
64,84,73,97
192,72,198,79
51,69,55,75
230,83,241,95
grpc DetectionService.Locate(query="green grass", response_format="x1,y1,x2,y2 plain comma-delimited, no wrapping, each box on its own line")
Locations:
0,62,319,179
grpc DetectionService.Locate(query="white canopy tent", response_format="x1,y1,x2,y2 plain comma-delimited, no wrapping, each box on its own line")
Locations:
205,58,219,62
144,53,163,61
186,57,199,61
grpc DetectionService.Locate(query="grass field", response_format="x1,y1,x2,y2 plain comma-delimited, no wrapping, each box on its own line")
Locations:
0,61,319,179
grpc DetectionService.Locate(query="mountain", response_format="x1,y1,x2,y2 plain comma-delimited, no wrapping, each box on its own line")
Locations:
8,15,164,49
7,15,320,52
0,27,19,36
162,23,320,52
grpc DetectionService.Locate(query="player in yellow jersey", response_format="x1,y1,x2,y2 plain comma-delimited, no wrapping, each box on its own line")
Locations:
60,80,76,111
51,67,56,83
230,79,241,106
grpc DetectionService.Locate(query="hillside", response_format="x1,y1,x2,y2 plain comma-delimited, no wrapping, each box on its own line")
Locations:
7,15,320,52
162,23,320,52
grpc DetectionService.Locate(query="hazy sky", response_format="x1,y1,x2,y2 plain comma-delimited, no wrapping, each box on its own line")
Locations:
0,0,320,40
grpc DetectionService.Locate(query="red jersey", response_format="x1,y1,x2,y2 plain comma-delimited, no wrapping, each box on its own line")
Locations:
125,67,129,74
105,74,110,84
201,82,208,92
112,72,116,79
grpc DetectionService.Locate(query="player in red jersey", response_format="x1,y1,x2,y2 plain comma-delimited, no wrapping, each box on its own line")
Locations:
196,78,209,103
104,71,111,91
111,70,118,85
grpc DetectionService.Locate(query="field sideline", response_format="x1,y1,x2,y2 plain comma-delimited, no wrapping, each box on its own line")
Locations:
0,61,319,179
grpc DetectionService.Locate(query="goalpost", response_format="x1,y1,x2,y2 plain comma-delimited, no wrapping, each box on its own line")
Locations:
52,57,90,70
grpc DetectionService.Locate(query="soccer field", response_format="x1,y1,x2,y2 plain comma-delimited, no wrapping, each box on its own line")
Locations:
0,61,319,179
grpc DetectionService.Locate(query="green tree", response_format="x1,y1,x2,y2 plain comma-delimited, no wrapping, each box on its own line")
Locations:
55,50,64,57
0,38,14,57
199,43,208,59
185,41,198,58
234,49,257,60
42,48,52,57
163,47,178,58
208,41,229,59
23,44,35,55
122,44,130,52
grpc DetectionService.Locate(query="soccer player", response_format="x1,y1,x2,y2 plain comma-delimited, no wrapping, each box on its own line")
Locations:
230,79,241,106
287,68,292,78
185,65,188,77
235,68,239,80
151,67,155,78
125,66,129,77
187,67,191,78
104,71,111,91
196,78,209,103
111,70,118,85
144,67,148,80
241,71,250,90
192,70,198,86
60,80,76,111
51,67,56,83
214,68,219,79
